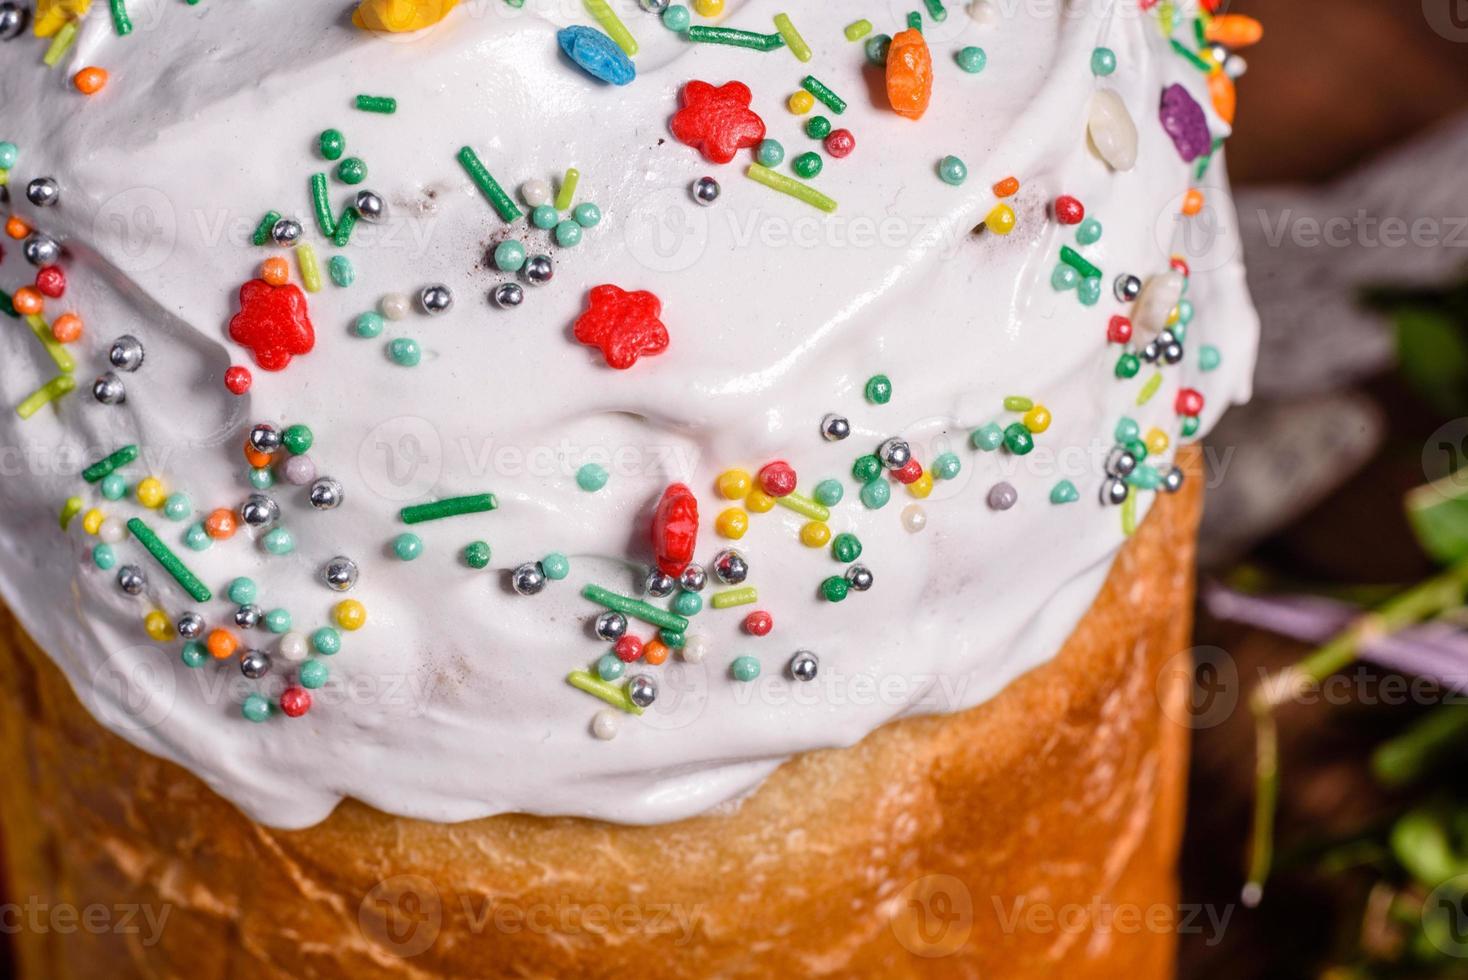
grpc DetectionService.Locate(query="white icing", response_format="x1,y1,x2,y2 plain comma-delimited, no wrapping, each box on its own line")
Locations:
0,0,1257,828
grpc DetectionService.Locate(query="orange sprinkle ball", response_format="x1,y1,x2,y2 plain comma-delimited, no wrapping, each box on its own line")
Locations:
1181,189,1205,217
11,287,43,316
204,508,238,540
261,257,290,286
243,440,273,469
51,313,83,343
207,628,239,660
73,66,108,95
992,176,1020,198
5,215,31,240
643,639,670,666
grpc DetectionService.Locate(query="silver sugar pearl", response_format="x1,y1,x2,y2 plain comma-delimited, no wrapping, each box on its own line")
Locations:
713,548,748,585
1140,341,1161,363
645,569,677,598
116,564,146,596
1101,477,1130,506
270,218,303,247
239,493,280,528
878,437,911,470
322,555,359,592
0,3,30,40
92,372,126,405
248,423,281,453
1223,53,1248,80
692,176,720,206
627,673,658,708
845,565,874,592
1162,466,1186,494
492,282,524,309
1114,273,1143,303
987,481,1018,511
354,189,386,222
108,335,145,372
678,564,707,592
240,650,272,679
789,650,819,682
821,413,851,442
420,283,454,315
25,177,59,208
176,612,205,639
1105,447,1137,478
308,477,344,510
234,604,263,629
637,0,670,10
523,254,554,286
23,232,60,266
1162,341,1185,365
594,611,628,642
512,561,547,596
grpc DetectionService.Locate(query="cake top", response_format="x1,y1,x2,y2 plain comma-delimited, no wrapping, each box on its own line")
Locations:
0,0,1259,827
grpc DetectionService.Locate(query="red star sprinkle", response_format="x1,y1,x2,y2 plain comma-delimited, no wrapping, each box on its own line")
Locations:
227,279,315,371
573,284,669,370
670,80,766,165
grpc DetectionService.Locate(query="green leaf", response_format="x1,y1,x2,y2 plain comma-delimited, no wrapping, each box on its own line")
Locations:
1396,309,1468,415
1406,477,1468,564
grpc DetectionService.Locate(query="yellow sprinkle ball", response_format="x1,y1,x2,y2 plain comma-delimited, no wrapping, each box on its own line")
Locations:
745,489,776,514
984,204,1016,236
134,476,166,509
716,507,749,539
907,471,934,498
693,0,724,17
82,508,105,535
716,468,752,500
144,610,172,642
335,599,367,631
787,90,815,114
1022,405,1052,433
799,521,831,548
1145,428,1170,455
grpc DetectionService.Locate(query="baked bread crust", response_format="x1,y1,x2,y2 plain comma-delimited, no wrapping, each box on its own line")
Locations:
0,451,1201,979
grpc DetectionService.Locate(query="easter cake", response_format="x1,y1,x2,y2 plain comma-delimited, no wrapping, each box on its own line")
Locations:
0,0,1259,975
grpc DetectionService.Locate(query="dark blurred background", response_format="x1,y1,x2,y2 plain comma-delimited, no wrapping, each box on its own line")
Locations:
1180,1,1468,977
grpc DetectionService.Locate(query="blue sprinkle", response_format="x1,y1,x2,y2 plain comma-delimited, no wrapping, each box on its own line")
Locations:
557,26,636,86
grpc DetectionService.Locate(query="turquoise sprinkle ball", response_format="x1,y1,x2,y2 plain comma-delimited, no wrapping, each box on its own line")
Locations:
1091,46,1117,76
531,204,559,229
265,608,292,633
299,660,329,689
100,473,126,500
554,219,583,247
354,311,384,338
577,463,609,491
932,453,962,480
673,591,702,616
1050,480,1080,504
597,653,625,681
1078,276,1103,306
730,656,761,682
865,33,890,65
494,240,527,272
92,543,116,569
1200,345,1222,371
162,492,192,521
542,552,570,580
242,693,271,723
860,480,891,510
813,479,843,507
956,46,986,73
938,155,968,186
756,139,785,167
662,4,690,31
1114,417,1140,443
972,423,1004,451
228,577,257,604
573,202,602,228
184,523,211,551
249,467,275,490
181,642,209,668
312,627,342,655
1076,218,1103,245
1051,265,1079,291
394,532,424,561
328,255,355,287
263,527,294,555
388,337,421,366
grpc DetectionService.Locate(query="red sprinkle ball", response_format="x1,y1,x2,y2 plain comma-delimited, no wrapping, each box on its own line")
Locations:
1107,315,1133,344
893,458,923,485
824,129,856,158
280,686,312,718
744,610,773,636
1176,387,1205,417
1053,195,1085,225
614,635,644,663
224,365,253,395
35,265,66,298
757,460,797,498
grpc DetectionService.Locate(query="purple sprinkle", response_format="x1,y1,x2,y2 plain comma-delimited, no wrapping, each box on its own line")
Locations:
987,482,1017,511
282,454,317,486
1159,83,1211,162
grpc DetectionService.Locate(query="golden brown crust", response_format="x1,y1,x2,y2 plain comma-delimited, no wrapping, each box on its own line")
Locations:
0,450,1202,979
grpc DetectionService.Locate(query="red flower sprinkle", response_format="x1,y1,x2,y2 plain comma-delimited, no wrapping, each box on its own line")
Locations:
1176,387,1205,416
228,279,315,371
573,284,669,370
744,610,772,636
280,686,312,718
652,483,699,576
670,80,767,165
35,265,66,299
1107,315,1133,344
1053,195,1085,225
758,461,797,498
224,365,253,395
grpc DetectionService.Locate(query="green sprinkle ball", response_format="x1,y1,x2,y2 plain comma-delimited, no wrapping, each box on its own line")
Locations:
1115,352,1141,378
792,152,823,179
393,532,423,561
938,155,968,186
577,463,609,491
805,115,832,139
956,46,986,73
464,541,492,569
851,454,882,483
388,337,421,366
319,129,345,161
865,33,890,65
756,139,785,167
1003,423,1034,455
821,576,850,602
282,424,313,455
832,532,862,563
336,157,367,185
864,374,893,405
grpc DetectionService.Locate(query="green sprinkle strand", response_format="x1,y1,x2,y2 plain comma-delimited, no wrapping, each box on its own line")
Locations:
1058,245,1101,280
711,587,758,609
296,243,323,293
923,0,947,20
775,491,830,522
109,0,133,36
332,206,358,248
0,289,17,318
745,163,837,213
1136,371,1163,405
1121,491,1137,536
800,74,847,114
126,518,212,602
772,12,811,61
1169,38,1212,72
252,210,282,246
555,167,580,211
310,173,336,238
16,376,74,420
582,584,690,633
844,19,872,40
686,25,784,50
60,496,82,529
82,445,138,483
355,94,398,114
907,10,922,31
567,670,644,715
399,492,498,525
457,146,523,223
